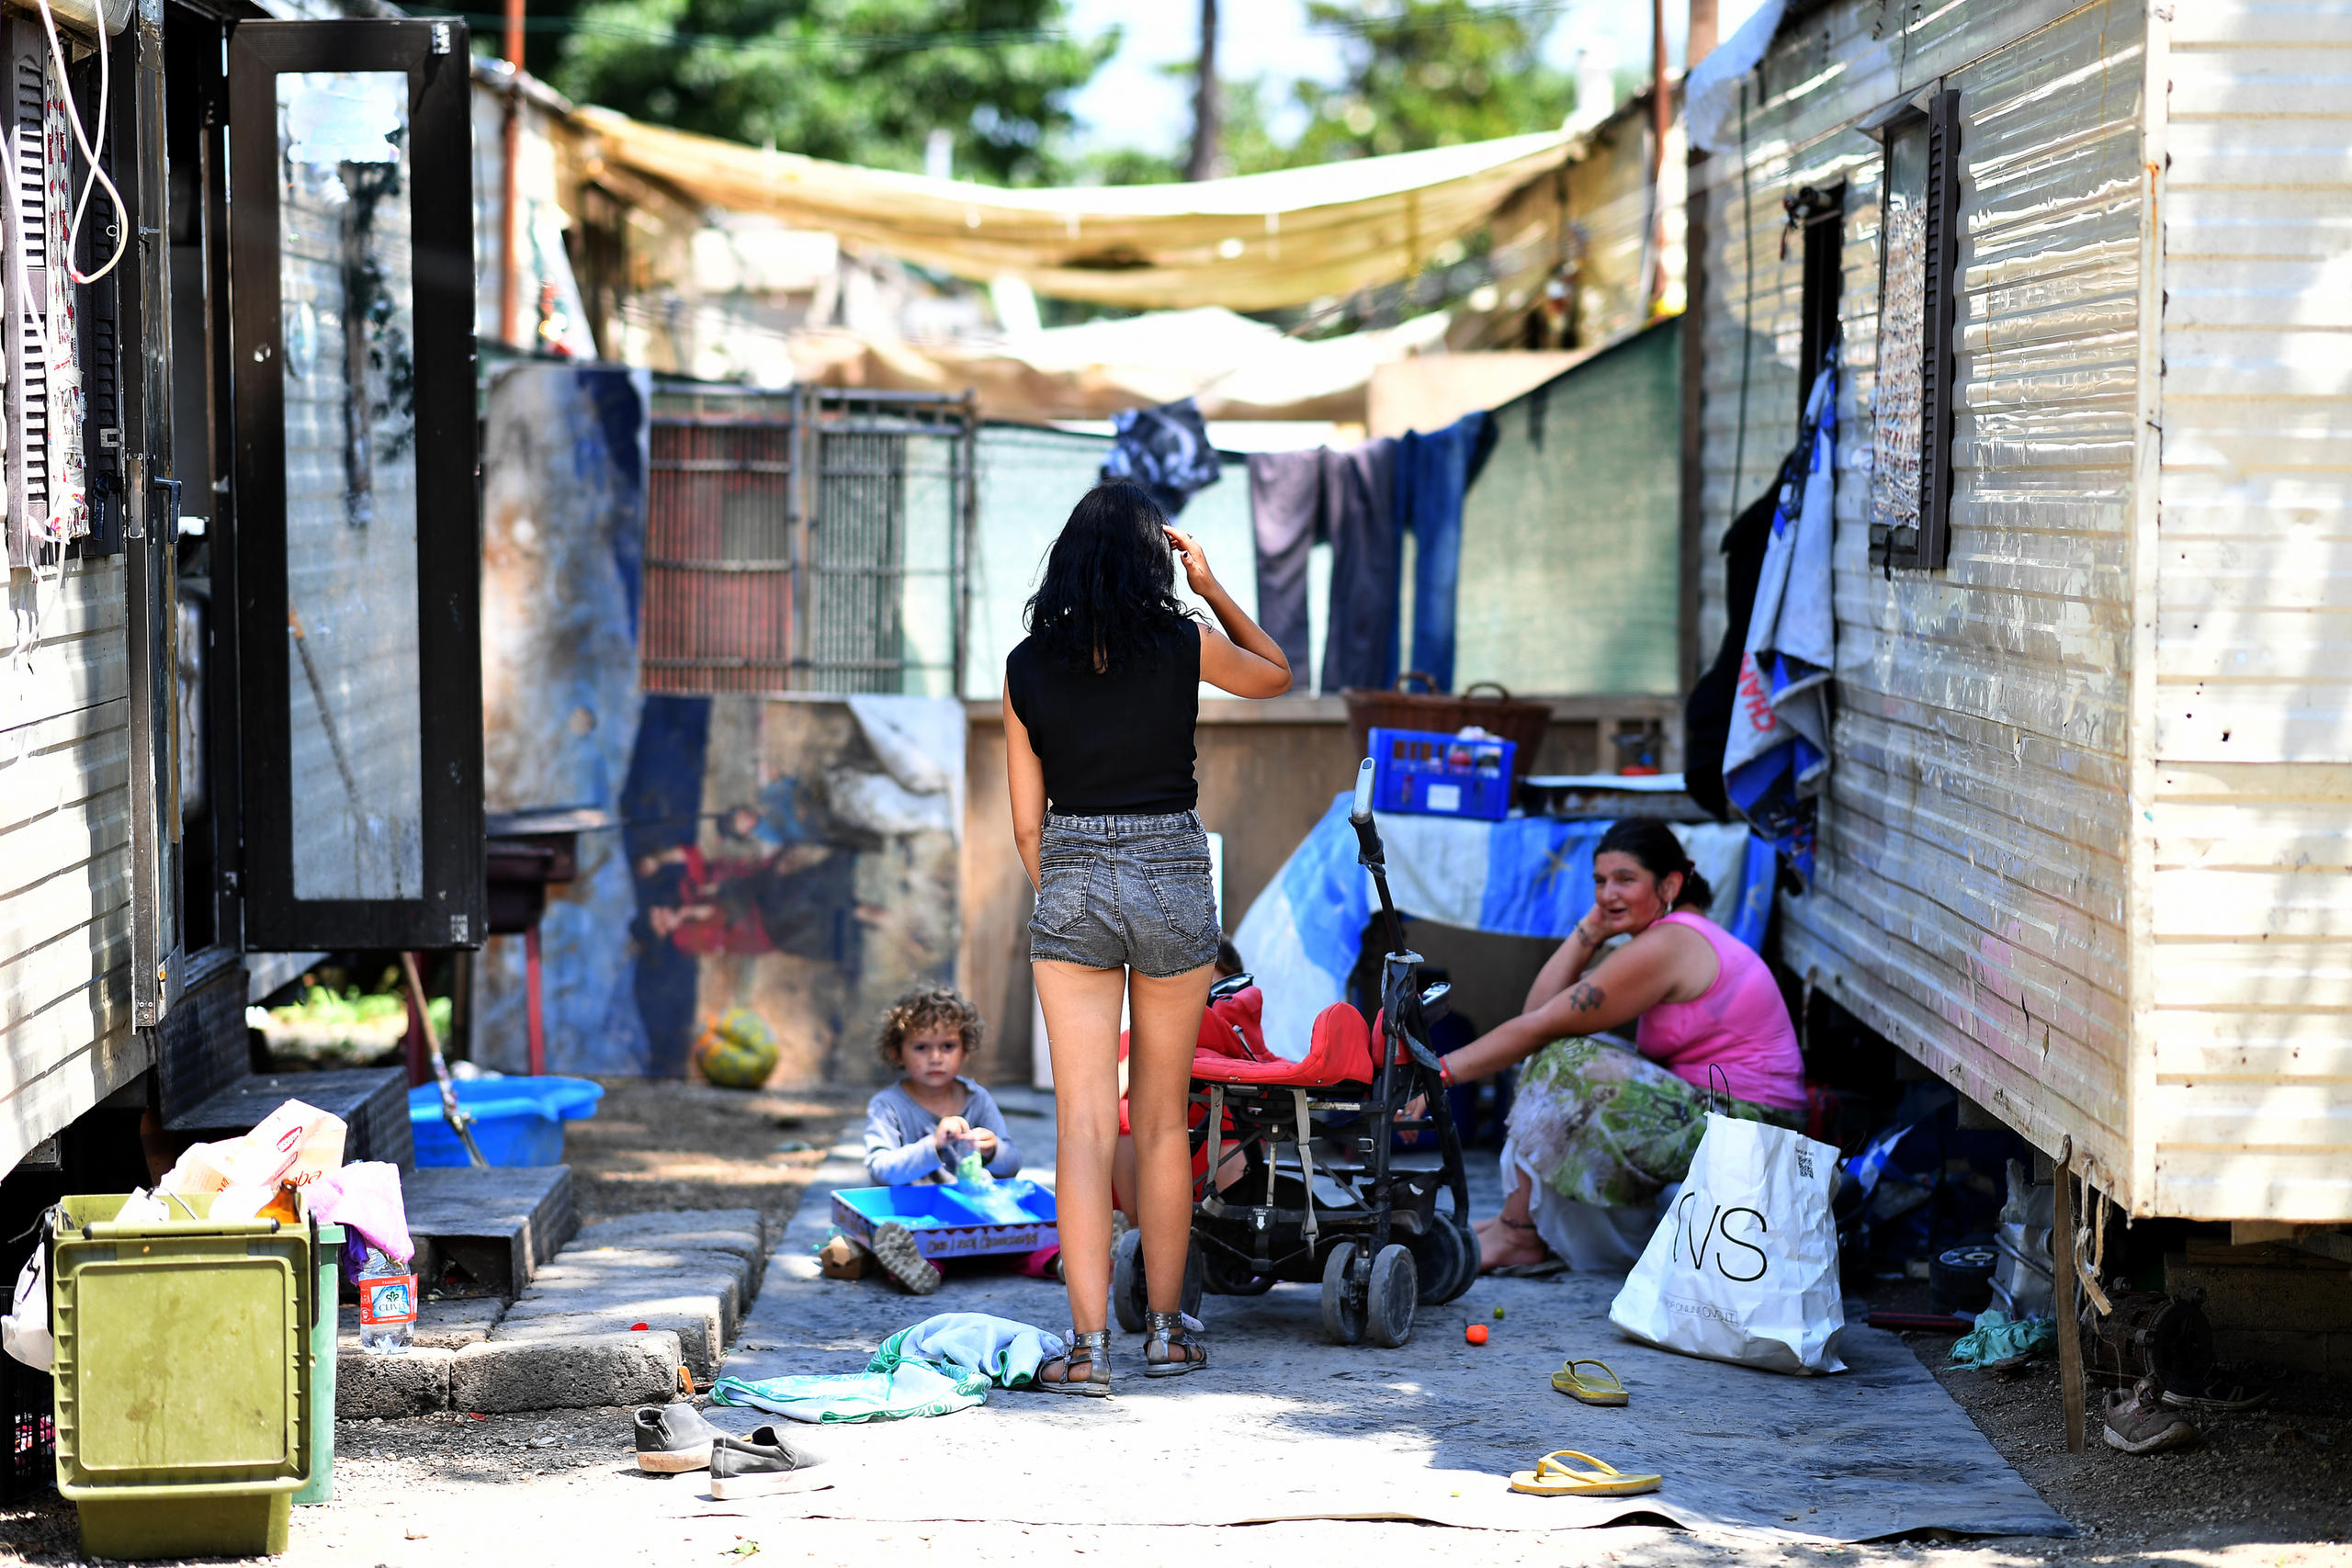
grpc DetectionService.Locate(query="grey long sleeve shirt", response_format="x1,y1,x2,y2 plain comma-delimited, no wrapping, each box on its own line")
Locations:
863,1078,1023,1186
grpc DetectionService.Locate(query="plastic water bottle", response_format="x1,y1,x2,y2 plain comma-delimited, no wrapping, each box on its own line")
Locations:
356,1246,418,1355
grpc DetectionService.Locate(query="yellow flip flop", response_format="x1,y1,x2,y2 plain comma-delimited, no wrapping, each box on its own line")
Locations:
1508,1450,1662,1497
1551,1358,1629,1406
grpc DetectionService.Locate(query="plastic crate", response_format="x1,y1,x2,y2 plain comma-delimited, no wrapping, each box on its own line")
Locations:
409,1076,604,1167
1367,727,1516,821
0,1347,52,1500
831,1180,1057,1261
51,1193,312,1560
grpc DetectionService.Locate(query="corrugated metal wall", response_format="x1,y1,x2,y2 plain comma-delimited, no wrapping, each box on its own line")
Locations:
0,560,139,1168
1697,0,2145,1191
2146,6,2352,1220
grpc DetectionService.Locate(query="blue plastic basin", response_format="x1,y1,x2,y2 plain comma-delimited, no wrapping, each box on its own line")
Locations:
408,1077,604,1168
830,1180,1057,1260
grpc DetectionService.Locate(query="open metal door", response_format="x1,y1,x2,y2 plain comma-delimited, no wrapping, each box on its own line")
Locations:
229,20,481,951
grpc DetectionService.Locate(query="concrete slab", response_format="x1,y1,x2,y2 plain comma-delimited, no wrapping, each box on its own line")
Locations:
404,1164,579,1300
451,1331,683,1414
526,1250,752,1332
492,1296,723,1382
572,1210,768,1294
335,1346,453,1419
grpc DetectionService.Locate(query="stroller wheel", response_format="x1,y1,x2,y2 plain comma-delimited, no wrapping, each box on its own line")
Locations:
1366,1244,1419,1348
1415,1213,1478,1305
1113,1226,1204,1331
1112,1229,1148,1333
1320,1242,1365,1345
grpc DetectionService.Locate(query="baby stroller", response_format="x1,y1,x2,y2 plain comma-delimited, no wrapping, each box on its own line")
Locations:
1112,760,1476,1347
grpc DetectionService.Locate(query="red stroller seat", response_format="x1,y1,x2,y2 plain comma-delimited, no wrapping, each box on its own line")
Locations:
1190,992,1372,1088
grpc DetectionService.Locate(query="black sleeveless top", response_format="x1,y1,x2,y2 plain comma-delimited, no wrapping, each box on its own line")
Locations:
1004,621,1201,816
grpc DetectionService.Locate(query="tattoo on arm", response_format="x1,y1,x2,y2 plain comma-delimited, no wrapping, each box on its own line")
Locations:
1566,980,1606,1013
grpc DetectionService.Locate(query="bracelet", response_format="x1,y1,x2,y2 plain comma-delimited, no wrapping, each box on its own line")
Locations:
1438,1056,1455,1088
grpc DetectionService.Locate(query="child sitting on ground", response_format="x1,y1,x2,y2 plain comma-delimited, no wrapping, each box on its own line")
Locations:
863,985,1023,1186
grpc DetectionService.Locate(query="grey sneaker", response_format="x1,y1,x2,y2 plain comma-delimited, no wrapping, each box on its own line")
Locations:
2104,1377,2199,1454
634,1402,723,1472
708,1426,831,1498
870,1222,942,1295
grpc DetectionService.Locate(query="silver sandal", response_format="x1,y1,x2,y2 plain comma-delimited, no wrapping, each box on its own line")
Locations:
1037,1328,1112,1397
1142,1311,1207,1379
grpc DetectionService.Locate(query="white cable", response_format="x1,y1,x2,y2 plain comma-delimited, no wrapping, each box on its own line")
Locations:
31,0,127,287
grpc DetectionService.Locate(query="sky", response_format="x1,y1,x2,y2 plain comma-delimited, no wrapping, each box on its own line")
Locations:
1063,0,1774,157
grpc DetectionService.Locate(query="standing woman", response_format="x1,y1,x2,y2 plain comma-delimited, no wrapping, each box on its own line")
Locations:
1003,482,1290,1395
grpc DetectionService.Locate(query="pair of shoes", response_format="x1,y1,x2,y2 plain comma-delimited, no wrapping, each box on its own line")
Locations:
2104,1376,2199,1454
1036,1327,1113,1397
871,1222,942,1295
1141,1310,1207,1379
633,1404,831,1496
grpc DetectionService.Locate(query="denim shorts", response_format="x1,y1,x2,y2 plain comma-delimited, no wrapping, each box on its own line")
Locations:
1029,810,1219,977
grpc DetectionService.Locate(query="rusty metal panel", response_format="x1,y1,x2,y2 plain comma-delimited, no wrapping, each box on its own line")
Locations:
644,407,797,694
1696,0,2148,1192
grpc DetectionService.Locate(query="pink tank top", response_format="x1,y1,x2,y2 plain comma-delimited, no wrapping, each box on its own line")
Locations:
1634,911,1806,1111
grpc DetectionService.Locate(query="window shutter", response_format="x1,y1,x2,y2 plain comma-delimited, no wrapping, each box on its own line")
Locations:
1916,88,1962,571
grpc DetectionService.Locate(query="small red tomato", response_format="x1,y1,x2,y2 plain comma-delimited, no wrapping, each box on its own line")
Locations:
1464,1323,1488,1345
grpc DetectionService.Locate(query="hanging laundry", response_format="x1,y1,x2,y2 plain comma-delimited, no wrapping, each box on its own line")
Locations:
1248,446,1323,691
1723,362,1838,878
1319,440,1399,694
1100,396,1221,517
1683,477,1786,820
1390,411,1497,692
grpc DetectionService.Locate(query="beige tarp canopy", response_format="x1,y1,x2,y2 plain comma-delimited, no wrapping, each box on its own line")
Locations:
787,307,1453,423
574,108,1575,311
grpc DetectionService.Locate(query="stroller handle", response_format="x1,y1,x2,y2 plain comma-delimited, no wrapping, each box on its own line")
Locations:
1350,758,1376,824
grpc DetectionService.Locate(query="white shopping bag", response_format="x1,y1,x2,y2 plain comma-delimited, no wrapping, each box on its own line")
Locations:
1609,1111,1847,1375
3,1244,50,1371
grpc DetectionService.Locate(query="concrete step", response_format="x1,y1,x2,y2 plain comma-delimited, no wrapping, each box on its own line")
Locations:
169,1067,414,1169
404,1164,579,1301
334,1206,766,1416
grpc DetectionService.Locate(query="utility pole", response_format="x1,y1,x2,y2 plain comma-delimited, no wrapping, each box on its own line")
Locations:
1678,0,1717,694
1185,0,1220,181
1647,0,1671,313
500,0,526,346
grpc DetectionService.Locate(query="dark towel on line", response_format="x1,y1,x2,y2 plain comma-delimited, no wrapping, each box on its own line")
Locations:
1248,447,1324,693
1320,438,1399,694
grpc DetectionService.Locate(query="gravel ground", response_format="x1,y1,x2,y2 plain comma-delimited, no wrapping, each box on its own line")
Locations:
2,1084,2346,1567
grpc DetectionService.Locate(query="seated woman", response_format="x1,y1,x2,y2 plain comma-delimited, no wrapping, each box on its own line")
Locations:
1430,819,1806,1272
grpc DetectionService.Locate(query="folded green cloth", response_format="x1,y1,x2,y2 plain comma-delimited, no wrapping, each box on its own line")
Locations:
1949,1309,2057,1369
708,1359,989,1423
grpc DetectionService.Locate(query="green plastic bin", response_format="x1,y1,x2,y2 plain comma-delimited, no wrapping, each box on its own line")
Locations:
51,1193,313,1559
293,1223,342,1507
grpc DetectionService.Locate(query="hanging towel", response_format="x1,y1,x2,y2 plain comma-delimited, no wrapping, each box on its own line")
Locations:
1319,439,1399,694
1101,397,1220,517
870,1312,1068,1389
1681,479,1782,820
707,1359,989,1424
1391,411,1497,692
1723,362,1838,878
1249,446,1325,691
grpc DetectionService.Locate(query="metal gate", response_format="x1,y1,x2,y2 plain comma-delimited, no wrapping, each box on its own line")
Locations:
643,385,974,695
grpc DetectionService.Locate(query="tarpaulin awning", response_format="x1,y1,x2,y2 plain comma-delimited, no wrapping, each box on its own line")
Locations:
788,306,1453,423
575,108,1576,311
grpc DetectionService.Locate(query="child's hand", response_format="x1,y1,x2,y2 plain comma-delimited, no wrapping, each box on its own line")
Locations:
933,1115,970,1149
968,1127,999,1160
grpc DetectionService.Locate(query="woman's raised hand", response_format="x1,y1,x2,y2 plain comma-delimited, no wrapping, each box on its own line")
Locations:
1164,525,1216,596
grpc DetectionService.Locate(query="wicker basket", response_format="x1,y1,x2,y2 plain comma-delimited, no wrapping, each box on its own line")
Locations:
1342,676,1552,782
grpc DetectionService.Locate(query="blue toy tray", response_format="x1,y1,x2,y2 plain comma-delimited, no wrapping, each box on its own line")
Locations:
830,1180,1057,1261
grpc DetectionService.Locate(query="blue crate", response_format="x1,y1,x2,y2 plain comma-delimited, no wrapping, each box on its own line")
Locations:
1367,727,1516,820
831,1180,1058,1261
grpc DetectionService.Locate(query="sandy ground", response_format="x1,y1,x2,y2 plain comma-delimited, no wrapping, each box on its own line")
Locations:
2,1081,2346,1566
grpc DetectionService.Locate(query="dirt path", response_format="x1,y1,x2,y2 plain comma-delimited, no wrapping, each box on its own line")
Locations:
560,1077,862,1234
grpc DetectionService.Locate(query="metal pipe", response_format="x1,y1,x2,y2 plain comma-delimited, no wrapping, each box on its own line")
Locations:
499,0,525,346
1650,0,1671,314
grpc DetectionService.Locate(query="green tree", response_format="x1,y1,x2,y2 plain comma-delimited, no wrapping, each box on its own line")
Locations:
549,0,1115,186
1263,0,1575,168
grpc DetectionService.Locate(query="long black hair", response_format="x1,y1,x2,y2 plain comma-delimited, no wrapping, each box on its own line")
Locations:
1596,818,1714,911
1023,482,1194,673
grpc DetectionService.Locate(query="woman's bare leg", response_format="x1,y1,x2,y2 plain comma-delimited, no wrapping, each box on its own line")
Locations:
1035,959,1130,1335
1125,964,1215,1314
1476,1166,1551,1269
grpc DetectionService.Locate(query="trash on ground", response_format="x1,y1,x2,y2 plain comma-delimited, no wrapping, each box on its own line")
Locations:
1948,1310,2057,1370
